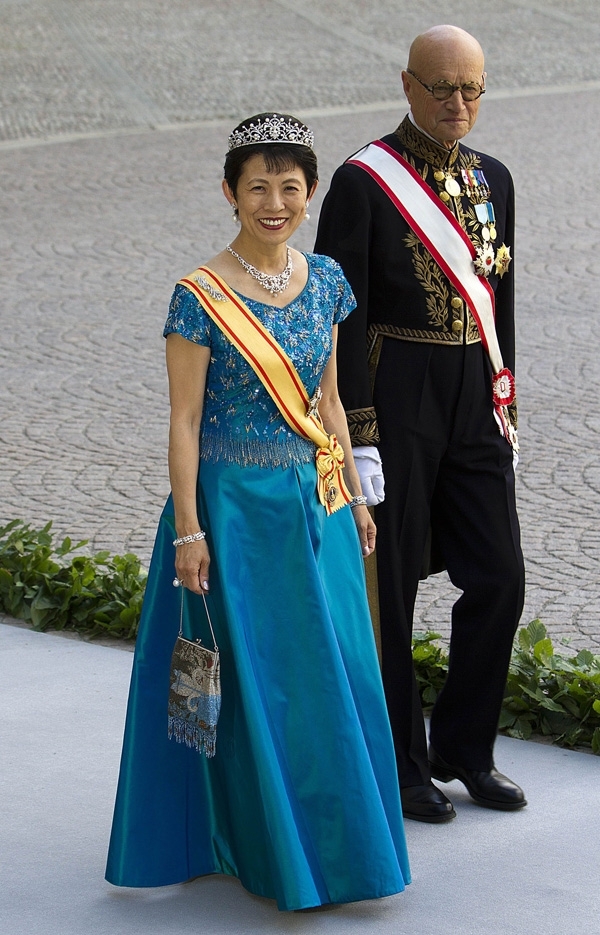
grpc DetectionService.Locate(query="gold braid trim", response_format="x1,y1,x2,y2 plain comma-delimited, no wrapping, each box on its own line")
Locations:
346,408,380,446
394,115,459,168
367,322,481,346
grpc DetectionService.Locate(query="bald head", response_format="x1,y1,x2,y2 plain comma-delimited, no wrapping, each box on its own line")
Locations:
408,25,484,75
403,25,486,148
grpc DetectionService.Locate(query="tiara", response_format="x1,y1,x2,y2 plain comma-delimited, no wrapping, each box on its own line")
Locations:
228,114,314,152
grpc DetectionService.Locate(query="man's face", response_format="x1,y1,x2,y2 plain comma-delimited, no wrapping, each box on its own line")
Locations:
402,50,484,147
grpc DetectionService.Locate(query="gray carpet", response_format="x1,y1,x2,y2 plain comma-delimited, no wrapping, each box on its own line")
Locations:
1,621,598,935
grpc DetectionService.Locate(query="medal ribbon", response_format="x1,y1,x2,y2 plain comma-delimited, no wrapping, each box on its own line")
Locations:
177,267,352,514
348,141,517,450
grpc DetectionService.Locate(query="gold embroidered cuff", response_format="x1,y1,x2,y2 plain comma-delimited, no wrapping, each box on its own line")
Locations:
346,408,380,446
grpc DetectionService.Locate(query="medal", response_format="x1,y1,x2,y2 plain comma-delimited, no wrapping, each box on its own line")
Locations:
475,202,497,242
445,175,461,197
474,169,491,199
466,168,491,201
435,169,460,198
494,243,512,278
474,242,495,278
492,368,516,407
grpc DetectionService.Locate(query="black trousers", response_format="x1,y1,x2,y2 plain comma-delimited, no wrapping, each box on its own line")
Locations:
373,338,525,786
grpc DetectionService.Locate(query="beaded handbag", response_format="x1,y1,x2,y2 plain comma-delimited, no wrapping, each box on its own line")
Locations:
168,589,221,758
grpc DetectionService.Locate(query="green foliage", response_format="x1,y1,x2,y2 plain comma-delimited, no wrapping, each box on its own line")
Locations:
413,620,600,755
2,519,600,753
502,619,600,753
412,630,448,705
0,519,146,640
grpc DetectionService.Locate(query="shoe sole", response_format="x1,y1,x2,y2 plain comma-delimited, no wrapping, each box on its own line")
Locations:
402,807,456,823
430,765,527,811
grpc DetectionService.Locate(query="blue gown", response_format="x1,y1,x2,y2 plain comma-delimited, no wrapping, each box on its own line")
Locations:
105,254,411,910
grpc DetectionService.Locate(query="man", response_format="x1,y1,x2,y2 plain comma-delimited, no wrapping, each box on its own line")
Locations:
315,25,526,822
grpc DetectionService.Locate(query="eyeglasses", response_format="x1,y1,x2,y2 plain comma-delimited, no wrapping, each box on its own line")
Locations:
406,69,486,102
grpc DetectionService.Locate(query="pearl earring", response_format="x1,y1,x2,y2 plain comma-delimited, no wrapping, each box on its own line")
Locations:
305,201,311,221
231,203,239,223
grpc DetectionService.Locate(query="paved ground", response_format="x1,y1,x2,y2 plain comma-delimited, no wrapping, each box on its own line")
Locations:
2,623,599,935
1,0,600,649
1,5,599,935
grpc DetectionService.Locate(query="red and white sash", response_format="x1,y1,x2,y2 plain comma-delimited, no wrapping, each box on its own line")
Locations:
348,140,517,451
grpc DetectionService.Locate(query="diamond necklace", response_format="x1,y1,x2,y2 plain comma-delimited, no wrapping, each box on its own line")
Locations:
226,243,293,297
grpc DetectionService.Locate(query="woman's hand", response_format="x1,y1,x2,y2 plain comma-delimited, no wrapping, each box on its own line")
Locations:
174,540,211,594
352,505,376,557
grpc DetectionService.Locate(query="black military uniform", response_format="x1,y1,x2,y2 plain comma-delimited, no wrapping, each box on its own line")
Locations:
315,115,525,787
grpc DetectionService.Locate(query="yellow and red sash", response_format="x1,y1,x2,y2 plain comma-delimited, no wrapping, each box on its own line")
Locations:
177,266,352,515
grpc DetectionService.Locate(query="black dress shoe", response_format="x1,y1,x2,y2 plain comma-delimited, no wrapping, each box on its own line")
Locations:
401,781,456,823
429,747,527,811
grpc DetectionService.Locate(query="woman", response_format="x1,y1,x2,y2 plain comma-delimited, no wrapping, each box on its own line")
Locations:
105,113,410,911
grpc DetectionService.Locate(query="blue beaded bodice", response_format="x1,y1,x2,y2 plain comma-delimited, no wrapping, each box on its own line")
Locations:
164,253,355,468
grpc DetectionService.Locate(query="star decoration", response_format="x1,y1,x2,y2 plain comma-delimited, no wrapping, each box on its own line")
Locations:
474,242,495,278
494,243,512,278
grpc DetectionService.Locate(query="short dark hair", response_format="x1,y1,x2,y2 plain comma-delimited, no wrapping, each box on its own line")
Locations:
224,113,318,196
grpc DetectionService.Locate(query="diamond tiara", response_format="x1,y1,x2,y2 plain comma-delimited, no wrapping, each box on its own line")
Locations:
227,114,315,152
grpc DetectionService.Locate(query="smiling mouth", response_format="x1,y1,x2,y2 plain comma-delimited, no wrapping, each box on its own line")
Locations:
259,218,287,228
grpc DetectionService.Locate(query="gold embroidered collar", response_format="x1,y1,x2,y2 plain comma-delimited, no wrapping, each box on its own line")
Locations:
394,115,459,169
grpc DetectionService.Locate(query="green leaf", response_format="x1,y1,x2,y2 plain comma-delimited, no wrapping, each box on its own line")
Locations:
497,709,516,729
507,717,533,740
31,591,62,611
527,618,547,644
518,628,532,651
92,551,112,564
533,638,554,665
574,649,595,669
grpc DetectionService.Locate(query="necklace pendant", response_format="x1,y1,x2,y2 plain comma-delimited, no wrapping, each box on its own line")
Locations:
226,244,294,297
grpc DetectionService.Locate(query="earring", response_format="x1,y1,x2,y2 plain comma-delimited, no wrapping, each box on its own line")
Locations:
305,201,311,221
231,203,239,223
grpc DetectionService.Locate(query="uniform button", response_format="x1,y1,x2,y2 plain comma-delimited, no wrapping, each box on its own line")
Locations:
452,319,464,334
440,191,450,202
451,296,463,309
434,170,445,182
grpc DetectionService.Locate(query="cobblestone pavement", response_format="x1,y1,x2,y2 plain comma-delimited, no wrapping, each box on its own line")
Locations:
1,1,600,649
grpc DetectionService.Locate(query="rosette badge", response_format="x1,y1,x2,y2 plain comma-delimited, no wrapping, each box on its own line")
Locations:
492,368,516,407
474,242,495,278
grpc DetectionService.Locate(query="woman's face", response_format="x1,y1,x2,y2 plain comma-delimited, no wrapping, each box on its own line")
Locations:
223,153,316,248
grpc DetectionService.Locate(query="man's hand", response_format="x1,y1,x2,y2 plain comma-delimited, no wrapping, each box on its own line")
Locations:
352,446,385,505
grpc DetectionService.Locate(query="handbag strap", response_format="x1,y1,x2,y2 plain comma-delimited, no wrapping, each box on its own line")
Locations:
178,587,218,652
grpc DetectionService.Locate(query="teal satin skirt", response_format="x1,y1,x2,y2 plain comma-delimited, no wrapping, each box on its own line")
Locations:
105,459,410,910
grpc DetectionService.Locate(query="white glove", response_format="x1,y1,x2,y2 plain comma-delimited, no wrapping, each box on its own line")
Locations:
352,445,385,505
